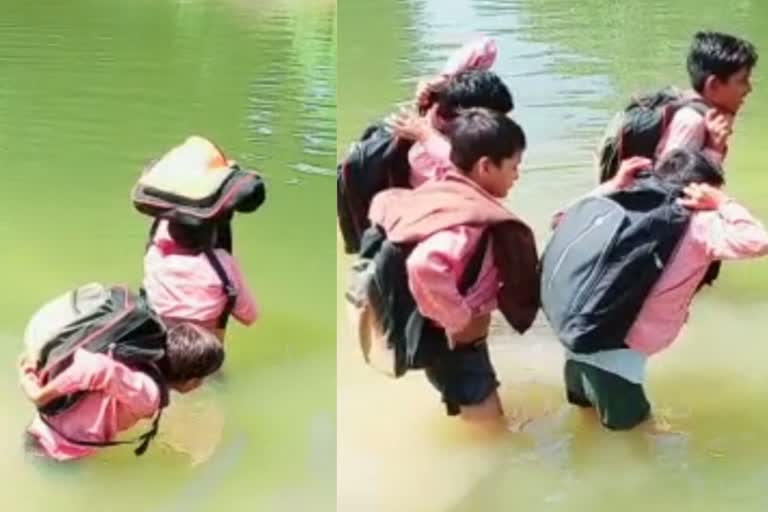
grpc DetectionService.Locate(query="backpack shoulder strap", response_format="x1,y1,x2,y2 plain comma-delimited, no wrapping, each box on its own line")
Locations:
457,229,491,295
204,248,238,329
145,218,160,254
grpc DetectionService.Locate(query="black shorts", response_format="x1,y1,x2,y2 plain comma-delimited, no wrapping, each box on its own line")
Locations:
425,340,499,416
564,359,651,430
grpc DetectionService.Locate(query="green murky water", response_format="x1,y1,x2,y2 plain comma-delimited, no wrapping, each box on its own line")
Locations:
0,1,336,510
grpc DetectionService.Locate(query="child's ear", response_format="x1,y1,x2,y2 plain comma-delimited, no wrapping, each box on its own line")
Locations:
476,156,492,174
704,74,721,95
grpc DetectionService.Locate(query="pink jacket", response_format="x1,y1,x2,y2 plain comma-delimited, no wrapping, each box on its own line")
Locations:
409,37,498,188
585,182,768,355
143,220,258,331
408,223,499,335
404,125,503,334
27,349,161,461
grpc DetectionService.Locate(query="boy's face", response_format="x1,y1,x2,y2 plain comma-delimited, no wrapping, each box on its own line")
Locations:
475,150,522,198
707,67,753,114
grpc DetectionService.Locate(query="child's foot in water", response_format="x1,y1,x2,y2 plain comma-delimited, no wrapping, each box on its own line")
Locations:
506,407,534,433
641,409,686,435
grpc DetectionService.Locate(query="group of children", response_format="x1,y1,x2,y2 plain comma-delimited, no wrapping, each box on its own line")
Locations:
351,31,768,430
18,136,259,461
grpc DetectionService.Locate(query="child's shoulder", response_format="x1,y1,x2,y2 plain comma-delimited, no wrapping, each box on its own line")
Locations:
673,103,707,125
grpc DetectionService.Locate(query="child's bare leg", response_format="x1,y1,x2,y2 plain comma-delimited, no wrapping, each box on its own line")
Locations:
459,390,503,423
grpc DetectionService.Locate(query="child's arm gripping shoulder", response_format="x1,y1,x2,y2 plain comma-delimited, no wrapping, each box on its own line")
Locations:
45,350,161,414
693,200,768,260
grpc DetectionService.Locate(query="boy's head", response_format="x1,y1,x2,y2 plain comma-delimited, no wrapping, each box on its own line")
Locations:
687,31,758,113
447,107,526,198
653,148,725,189
161,323,224,393
433,70,514,120
167,221,217,251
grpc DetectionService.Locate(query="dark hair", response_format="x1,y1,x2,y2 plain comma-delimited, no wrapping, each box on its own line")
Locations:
687,31,758,92
447,107,526,173
653,148,725,188
167,221,216,251
160,323,224,382
431,70,514,121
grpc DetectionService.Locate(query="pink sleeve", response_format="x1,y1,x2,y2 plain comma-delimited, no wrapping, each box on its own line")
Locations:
420,131,452,164
658,108,724,165
691,201,768,260
48,349,160,415
406,227,478,334
219,251,259,326
441,37,498,76
408,132,453,187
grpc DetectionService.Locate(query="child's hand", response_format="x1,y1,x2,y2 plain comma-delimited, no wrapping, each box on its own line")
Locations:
704,109,734,153
415,76,446,110
18,354,35,374
677,183,729,210
611,156,653,189
19,370,44,405
385,109,431,142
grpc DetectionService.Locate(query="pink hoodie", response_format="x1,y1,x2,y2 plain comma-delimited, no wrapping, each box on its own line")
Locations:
26,349,161,461
143,220,259,332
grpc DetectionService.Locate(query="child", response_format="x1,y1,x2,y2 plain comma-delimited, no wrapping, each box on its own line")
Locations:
414,36,499,114
399,69,515,188
369,108,538,424
19,322,225,461
390,36,511,188
657,31,758,164
143,219,258,340
561,149,768,430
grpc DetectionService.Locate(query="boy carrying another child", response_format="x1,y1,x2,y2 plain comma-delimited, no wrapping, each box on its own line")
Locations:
368,108,538,424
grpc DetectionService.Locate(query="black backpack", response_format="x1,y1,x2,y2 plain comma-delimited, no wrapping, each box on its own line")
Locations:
26,283,169,456
597,87,709,183
540,174,691,353
337,123,413,254
346,224,489,377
